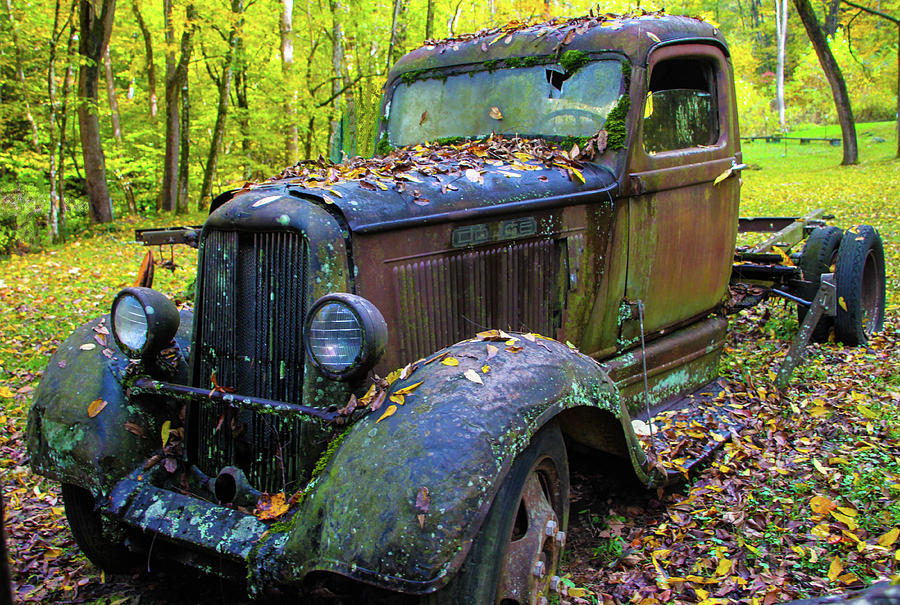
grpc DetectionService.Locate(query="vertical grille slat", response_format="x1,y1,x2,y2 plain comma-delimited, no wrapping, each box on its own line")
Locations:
192,230,309,494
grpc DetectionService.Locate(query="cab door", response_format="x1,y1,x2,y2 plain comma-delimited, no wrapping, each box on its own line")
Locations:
620,43,741,346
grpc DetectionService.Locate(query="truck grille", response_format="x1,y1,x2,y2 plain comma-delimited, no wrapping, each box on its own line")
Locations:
393,239,561,360
190,230,310,494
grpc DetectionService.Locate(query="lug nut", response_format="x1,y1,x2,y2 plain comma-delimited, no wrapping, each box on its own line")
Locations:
555,530,566,546
550,575,561,592
533,560,546,578
544,519,557,537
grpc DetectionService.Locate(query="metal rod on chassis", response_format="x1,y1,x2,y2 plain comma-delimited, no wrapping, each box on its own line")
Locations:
131,376,341,422
774,273,836,390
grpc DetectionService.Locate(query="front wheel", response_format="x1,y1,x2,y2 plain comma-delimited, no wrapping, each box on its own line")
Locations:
425,424,569,604
62,483,137,572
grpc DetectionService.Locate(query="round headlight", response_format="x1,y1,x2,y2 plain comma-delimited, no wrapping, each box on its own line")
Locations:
306,293,387,380
111,287,180,359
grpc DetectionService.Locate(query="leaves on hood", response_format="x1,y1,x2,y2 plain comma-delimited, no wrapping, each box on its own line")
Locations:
272,134,592,194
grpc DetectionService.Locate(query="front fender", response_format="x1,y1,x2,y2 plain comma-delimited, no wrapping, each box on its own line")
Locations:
277,335,628,593
27,310,193,495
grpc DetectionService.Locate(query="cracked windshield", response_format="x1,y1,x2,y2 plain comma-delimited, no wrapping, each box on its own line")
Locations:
387,59,623,146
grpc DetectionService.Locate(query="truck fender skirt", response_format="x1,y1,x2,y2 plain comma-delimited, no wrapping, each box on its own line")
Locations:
272,334,648,594
27,310,194,495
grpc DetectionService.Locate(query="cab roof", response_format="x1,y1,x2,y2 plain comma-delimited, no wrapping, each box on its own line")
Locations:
389,12,727,83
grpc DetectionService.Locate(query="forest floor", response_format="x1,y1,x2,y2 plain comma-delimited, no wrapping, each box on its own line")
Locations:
1,122,898,604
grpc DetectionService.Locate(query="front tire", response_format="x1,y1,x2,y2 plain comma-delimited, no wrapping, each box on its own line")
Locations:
62,483,136,573
834,225,886,346
425,424,569,604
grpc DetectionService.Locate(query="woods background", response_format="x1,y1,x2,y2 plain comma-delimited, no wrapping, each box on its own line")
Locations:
0,0,897,247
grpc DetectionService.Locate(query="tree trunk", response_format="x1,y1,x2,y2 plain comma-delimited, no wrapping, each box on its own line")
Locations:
77,0,117,223
131,0,157,118
57,3,78,238
825,0,842,35
235,36,251,179
775,0,788,131
177,76,190,213
199,0,241,208
160,2,195,213
792,0,858,165
426,0,434,39
48,0,65,242
103,45,137,214
330,0,346,160
386,0,408,72
4,0,40,151
842,0,899,158
281,0,298,164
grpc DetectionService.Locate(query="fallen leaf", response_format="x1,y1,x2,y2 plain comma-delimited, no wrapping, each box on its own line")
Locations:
877,527,899,547
377,404,398,423
123,421,144,436
827,557,843,582
464,369,484,384
810,495,837,515
394,380,424,395
87,398,108,418
255,492,290,520
161,420,172,446
419,110,429,125
486,344,499,359
79,343,96,351
442,357,459,366
489,106,503,120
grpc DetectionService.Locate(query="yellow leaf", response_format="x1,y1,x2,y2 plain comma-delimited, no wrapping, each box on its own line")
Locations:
569,167,585,184
161,420,171,446
813,458,831,476
441,357,459,366
830,510,858,530
715,558,731,576
827,557,843,582
464,369,484,385
838,572,860,585
713,167,733,186
856,405,879,419
811,524,831,539
481,365,490,374
877,527,900,548
838,296,848,311
568,587,588,598
0,386,13,398
394,380,424,395
254,492,290,521
836,506,857,517
376,404,398,423
489,106,503,120
810,495,837,515
87,398,108,418
389,394,405,406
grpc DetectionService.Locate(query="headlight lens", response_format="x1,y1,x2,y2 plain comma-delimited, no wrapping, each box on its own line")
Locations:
113,295,149,352
111,287,180,359
308,303,364,373
306,294,387,380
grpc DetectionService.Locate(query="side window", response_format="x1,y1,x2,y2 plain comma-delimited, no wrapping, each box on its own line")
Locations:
643,57,719,153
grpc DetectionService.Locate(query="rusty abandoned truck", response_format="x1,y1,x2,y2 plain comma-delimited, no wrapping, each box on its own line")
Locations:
27,12,886,604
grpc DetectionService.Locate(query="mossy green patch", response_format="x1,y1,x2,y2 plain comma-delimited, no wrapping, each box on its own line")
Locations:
559,50,590,73
605,95,630,150
376,134,394,156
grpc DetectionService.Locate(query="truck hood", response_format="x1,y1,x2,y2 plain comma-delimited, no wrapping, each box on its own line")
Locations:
218,141,618,233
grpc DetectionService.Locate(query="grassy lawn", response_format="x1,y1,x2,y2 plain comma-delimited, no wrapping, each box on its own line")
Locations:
0,122,898,603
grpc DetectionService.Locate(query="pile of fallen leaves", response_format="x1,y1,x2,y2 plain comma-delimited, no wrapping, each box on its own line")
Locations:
563,306,900,604
271,134,595,197
420,8,673,48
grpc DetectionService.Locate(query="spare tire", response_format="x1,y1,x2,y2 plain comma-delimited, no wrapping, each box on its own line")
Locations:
797,226,843,342
834,225,886,346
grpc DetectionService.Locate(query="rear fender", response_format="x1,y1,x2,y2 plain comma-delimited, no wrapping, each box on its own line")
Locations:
27,310,193,495
273,335,649,593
